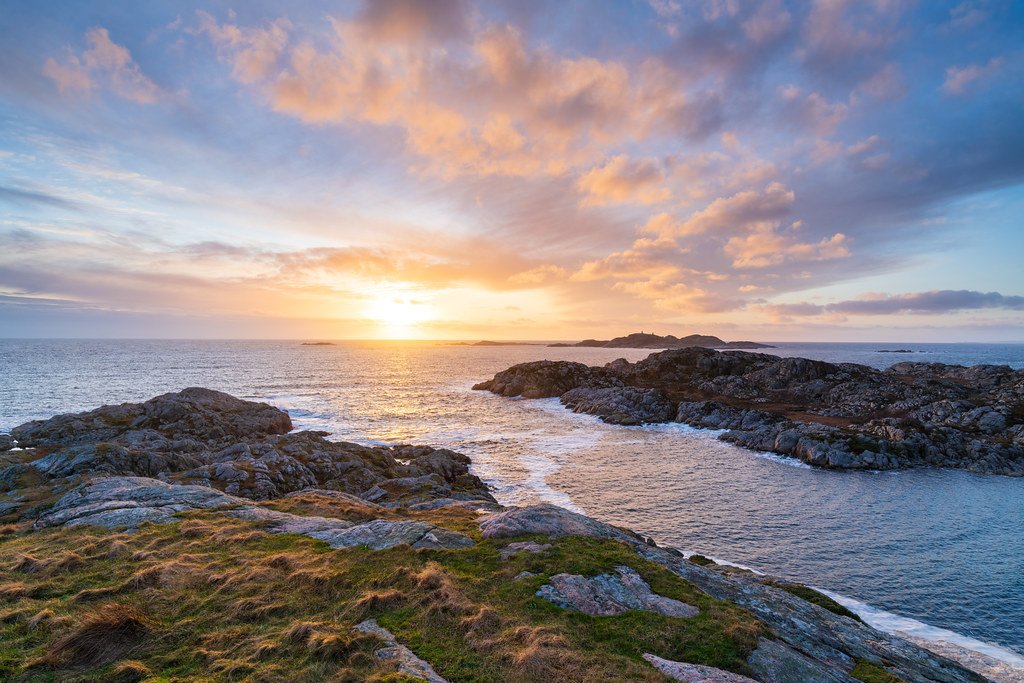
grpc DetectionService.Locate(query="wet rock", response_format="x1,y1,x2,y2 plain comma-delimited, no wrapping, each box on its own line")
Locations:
560,386,674,425
642,653,757,682
499,541,552,559
537,565,699,618
747,638,857,683
12,388,292,447
478,503,639,544
355,619,449,683
0,434,14,451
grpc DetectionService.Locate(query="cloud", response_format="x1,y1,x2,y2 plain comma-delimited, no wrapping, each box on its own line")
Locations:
942,57,1005,95
43,27,160,103
764,290,1024,317
358,0,472,42
725,229,849,268
193,11,291,84
576,155,670,206
651,182,795,238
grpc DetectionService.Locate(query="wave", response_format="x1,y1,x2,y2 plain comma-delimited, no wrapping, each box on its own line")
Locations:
817,589,1024,669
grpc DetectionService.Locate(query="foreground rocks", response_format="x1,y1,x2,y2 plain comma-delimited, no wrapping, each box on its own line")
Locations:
475,348,1024,475
2,388,497,507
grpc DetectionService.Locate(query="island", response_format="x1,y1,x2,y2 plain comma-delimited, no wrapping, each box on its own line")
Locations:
0,389,994,681
300,341,336,346
474,347,1024,475
548,332,774,350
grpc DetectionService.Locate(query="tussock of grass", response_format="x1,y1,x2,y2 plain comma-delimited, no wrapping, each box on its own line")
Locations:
43,603,152,668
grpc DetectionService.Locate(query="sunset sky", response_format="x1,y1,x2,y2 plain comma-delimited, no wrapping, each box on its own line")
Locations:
1,0,1022,341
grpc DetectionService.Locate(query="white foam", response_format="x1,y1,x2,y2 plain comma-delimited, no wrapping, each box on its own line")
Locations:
817,589,1024,668
748,449,815,470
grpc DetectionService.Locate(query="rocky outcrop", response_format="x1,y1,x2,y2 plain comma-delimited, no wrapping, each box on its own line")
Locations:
475,348,1024,474
537,566,699,618
1,389,496,509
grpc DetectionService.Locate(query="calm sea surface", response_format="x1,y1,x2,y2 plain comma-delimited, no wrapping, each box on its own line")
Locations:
1,340,1023,660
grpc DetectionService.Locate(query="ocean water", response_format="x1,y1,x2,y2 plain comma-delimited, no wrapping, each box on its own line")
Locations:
1,339,1022,662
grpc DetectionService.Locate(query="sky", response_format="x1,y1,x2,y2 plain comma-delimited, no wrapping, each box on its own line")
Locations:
0,0,1022,341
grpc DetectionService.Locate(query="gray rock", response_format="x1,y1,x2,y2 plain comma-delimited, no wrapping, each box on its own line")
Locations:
36,476,474,551
478,503,639,544
747,638,857,683
642,653,757,682
499,540,552,559
355,619,449,683
35,476,244,529
0,434,14,451
537,566,699,618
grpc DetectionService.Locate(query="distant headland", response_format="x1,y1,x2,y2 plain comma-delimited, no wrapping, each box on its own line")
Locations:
548,332,774,350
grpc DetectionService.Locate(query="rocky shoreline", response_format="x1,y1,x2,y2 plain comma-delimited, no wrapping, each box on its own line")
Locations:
0,389,1017,681
473,348,1024,475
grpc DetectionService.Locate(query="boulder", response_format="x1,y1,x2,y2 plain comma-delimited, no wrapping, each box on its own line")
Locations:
537,566,699,618
478,503,639,544
499,541,552,559
642,653,757,682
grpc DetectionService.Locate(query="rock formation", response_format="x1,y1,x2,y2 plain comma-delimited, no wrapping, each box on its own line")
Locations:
475,348,1024,475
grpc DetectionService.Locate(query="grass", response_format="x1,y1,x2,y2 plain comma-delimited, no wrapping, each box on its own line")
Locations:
0,503,768,682
762,580,864,623
851,658,905,683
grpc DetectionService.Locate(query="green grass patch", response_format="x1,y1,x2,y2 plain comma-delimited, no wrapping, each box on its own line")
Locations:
851,658,905,682
763,580,864,623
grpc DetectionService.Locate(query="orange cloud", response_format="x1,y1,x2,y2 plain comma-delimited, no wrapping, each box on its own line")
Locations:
576,155,671,206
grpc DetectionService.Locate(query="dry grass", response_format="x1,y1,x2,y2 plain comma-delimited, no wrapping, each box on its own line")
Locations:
44,602,152,667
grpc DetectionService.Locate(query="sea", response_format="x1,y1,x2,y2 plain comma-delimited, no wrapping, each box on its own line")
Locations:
1,339,1022,664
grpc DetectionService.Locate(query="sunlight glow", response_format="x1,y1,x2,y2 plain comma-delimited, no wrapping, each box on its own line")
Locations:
364,286,435,339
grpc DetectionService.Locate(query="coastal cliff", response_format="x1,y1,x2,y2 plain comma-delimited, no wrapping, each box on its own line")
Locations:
473,348,1024,475
0,390,1006,681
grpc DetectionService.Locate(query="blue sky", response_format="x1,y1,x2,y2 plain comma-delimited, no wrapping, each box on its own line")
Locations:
0,0,1022,340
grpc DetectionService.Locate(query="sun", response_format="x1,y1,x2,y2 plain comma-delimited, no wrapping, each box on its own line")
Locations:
364,288,435,339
